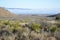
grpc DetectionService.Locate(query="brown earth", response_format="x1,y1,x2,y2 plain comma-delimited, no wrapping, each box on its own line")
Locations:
0,7,16,18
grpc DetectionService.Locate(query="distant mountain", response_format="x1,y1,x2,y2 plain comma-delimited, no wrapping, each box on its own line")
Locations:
0,7,16,18
48,13,60,17
48,13,60,20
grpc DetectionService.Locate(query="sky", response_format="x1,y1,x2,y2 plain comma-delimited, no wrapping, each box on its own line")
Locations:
0,0,60,14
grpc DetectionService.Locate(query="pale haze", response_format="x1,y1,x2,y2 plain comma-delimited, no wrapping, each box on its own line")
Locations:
0,0,60,14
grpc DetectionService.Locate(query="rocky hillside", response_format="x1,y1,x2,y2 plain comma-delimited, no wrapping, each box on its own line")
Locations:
0,7,16,18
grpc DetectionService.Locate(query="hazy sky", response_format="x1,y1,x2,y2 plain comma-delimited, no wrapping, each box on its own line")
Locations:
0,0,60,14
0,0,60,9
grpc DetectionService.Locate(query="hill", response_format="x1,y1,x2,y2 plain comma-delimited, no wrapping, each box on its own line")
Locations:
0,7,16,18
47,13,60,17
48,13,60,20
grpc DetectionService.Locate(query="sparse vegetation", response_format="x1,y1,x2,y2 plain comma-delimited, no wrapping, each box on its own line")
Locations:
0,20,59,40
0,7,60,40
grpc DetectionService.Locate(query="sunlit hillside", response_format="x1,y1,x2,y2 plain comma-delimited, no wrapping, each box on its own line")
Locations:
0,7,16,18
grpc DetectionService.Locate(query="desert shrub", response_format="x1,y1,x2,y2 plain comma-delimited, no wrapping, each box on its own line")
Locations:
56,24,60,28
9,21,22,31
0,20,5,25
3,20,9,25
54,28,60,39
30,23,42,32
50,25,57,32
23,20,28,23
0,20,22,31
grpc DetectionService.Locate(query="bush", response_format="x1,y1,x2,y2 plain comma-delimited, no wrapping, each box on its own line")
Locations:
50,25,57,32
31,23,42,32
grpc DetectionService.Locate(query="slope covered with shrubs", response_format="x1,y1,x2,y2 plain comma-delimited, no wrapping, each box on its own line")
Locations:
0,20,59,40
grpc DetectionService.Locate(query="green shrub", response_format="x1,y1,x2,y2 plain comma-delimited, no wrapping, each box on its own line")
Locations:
50,25,57,32
31,23,42,32
0,20,22,30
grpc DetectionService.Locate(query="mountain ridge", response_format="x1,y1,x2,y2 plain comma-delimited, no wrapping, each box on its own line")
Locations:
48,13,60,17
0,7,16,18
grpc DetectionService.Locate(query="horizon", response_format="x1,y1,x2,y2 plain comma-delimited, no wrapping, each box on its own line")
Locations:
7,8,60,14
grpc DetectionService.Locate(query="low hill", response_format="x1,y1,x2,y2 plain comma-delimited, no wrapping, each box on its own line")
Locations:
0,7,16,18
48,13,60,20
47,13,60,17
